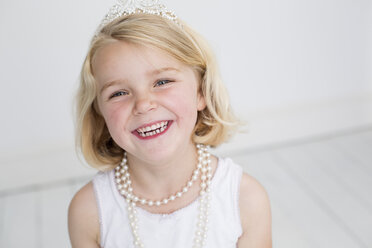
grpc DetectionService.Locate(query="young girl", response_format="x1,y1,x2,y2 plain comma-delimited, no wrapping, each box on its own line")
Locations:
68,0,272,247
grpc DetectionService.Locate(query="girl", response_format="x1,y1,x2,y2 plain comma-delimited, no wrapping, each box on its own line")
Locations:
68,0,272,247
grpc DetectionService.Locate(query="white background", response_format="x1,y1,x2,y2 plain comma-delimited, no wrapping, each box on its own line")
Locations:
0,0,371,190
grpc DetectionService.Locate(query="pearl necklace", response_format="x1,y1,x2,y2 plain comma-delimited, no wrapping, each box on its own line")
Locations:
114,144,212,248
115,145,207,206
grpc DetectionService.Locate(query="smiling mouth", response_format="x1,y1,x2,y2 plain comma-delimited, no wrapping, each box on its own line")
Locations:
135,121,170,138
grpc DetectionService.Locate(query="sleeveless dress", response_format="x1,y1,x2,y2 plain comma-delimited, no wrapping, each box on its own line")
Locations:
92,157,243,248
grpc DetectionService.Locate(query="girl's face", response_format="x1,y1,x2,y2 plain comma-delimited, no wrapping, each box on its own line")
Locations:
93,41,205,163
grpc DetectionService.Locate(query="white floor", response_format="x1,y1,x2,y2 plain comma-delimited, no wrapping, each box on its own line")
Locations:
0,128,371,248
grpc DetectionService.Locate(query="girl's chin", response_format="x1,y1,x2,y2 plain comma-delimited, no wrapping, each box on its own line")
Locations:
126,142,188,163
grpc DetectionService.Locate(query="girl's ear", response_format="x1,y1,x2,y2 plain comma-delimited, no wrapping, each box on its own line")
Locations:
197,92,206,111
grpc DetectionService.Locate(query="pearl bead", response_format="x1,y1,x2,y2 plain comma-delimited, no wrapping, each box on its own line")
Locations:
116,144,211,247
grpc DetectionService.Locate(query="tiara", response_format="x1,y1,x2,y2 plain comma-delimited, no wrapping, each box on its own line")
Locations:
96,0,179,35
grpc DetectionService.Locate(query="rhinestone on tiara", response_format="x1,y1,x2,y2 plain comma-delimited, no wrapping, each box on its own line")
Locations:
96,0,179,35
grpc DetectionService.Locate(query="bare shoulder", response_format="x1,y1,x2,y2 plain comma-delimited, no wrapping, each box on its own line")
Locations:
68,182,100,248
237,172,272,248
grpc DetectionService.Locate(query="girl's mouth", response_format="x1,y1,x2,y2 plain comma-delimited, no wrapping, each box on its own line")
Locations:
133,120,172,139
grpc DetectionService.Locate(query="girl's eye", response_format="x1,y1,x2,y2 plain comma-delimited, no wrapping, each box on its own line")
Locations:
110,91,128,99
155,79,171,86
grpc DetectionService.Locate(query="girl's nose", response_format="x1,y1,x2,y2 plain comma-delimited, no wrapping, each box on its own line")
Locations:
133,93,157,115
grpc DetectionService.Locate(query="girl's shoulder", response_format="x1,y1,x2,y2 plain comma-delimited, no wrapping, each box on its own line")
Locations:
239,172,271,218
237,172,272,247
68,182,101,248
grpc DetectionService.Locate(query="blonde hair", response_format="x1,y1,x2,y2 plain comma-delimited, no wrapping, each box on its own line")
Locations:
76,13,239,170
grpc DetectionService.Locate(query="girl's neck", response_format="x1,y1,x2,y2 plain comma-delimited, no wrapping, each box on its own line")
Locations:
126,142,198,199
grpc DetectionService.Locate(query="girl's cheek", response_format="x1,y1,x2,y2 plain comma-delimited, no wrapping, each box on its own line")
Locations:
172,88,199,109
108,102,130,124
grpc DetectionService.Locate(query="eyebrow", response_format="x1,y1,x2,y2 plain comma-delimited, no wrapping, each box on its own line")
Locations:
148,67,180,76
99,67,180,95
99,79,127,95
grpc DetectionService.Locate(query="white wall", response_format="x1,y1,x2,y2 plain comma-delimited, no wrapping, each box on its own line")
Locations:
1,0,371,190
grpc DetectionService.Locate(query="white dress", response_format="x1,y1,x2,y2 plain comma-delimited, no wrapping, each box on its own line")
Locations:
93,157,243,248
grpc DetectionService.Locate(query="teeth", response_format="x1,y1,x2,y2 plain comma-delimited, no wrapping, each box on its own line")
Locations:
137,121,169,137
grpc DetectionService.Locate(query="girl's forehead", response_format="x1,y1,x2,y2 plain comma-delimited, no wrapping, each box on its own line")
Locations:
93,41,185,72
92,41,196,85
